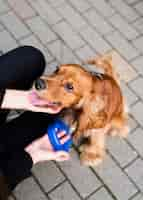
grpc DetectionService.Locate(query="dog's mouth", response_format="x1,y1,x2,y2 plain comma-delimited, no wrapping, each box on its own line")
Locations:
29,91,62,111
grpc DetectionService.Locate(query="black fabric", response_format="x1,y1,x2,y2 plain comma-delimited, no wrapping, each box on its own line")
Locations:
0,171,10,200
0,46,56,192
0,46,45,90
0,89,6,109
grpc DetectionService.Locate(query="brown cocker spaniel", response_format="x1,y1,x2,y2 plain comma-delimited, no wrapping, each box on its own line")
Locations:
32,54,129,166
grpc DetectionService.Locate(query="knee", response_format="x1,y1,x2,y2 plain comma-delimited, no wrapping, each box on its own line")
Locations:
19,46,46,74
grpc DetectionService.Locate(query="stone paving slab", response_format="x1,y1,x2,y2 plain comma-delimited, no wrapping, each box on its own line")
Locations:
128,115,138,133
80,26,112,54
130,77,143,100
133,36,143,54
84,8,114,35
75,44,97,61
47,39,79,64
58,149,102,199
126,0,139,4
134,1,143,15
0,0,143,199
14,177,48,200
0,22,3,31
125,158,143,192
0,11,30,39
133,18,143,34
87,187,114,200
109,0,139,22
0,30,18,52
68,0,91,13
0,0,10,14
26,16,57,44
127,128,143,157
105,31,140,61
131,101,143,127
49,181,81,200
107,137,137,168
32,161,65,193
131,55,143,75
132,193,143,200
47,0,65,8
7,0,36,20
88,0,115,18
29,0,63,26
53,21,85,50
121,82,138,107
93,155,138,200
108,13,139,40
56,2,87,32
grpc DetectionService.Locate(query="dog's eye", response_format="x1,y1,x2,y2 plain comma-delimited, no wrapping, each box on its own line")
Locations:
64,83,74,92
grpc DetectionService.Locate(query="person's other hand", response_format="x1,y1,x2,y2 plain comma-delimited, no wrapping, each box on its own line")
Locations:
25,132,70,164
2,90,62,114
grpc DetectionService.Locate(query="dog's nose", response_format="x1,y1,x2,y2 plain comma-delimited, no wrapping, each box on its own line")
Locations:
34,78,46,90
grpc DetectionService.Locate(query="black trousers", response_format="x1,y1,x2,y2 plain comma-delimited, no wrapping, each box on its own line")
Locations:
0,46,57,191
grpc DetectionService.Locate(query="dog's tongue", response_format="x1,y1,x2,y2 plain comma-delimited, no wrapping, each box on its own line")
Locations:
29,91,52,106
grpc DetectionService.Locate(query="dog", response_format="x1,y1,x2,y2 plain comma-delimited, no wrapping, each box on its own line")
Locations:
32,54,129,166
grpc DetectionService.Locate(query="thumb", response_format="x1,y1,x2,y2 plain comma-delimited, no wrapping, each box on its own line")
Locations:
54,151,70,161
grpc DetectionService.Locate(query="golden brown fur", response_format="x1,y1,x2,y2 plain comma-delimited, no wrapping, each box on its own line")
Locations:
37,55,129,166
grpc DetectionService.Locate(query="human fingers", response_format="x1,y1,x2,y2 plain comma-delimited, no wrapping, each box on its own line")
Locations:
57,131,66,138
60,134,71,144
54,151,70,161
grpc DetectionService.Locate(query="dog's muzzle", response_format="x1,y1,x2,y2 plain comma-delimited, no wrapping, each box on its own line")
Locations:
34,78,46,90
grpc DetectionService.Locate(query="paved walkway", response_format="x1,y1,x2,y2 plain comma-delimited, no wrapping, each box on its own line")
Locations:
0,0,143,199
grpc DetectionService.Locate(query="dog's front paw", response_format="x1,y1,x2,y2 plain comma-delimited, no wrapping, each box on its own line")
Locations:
119,125,129,138
109,125,129,138
80,151,104,166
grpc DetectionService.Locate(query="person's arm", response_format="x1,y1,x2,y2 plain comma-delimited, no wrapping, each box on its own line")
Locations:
1,89,29,110
1,89,61,113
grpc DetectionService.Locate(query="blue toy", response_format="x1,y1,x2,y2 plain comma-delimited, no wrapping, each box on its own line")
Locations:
47,118,73,152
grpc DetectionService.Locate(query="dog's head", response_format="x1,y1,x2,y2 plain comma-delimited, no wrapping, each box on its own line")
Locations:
32,64,94,112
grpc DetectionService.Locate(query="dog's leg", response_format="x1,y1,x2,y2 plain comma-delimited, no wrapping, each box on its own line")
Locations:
80,128,108,166
109,113,129,138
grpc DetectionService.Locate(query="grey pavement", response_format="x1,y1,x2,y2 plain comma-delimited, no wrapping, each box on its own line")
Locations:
0,0,143,199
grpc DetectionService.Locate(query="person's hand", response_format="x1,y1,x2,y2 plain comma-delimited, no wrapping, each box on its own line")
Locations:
25,131,70,164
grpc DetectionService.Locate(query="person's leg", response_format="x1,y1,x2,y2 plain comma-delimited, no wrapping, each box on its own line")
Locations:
0,169,10,200
0,46,46,125
0,150,33,192
0,111,56,151
0,46,46,90
0,111,58,191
